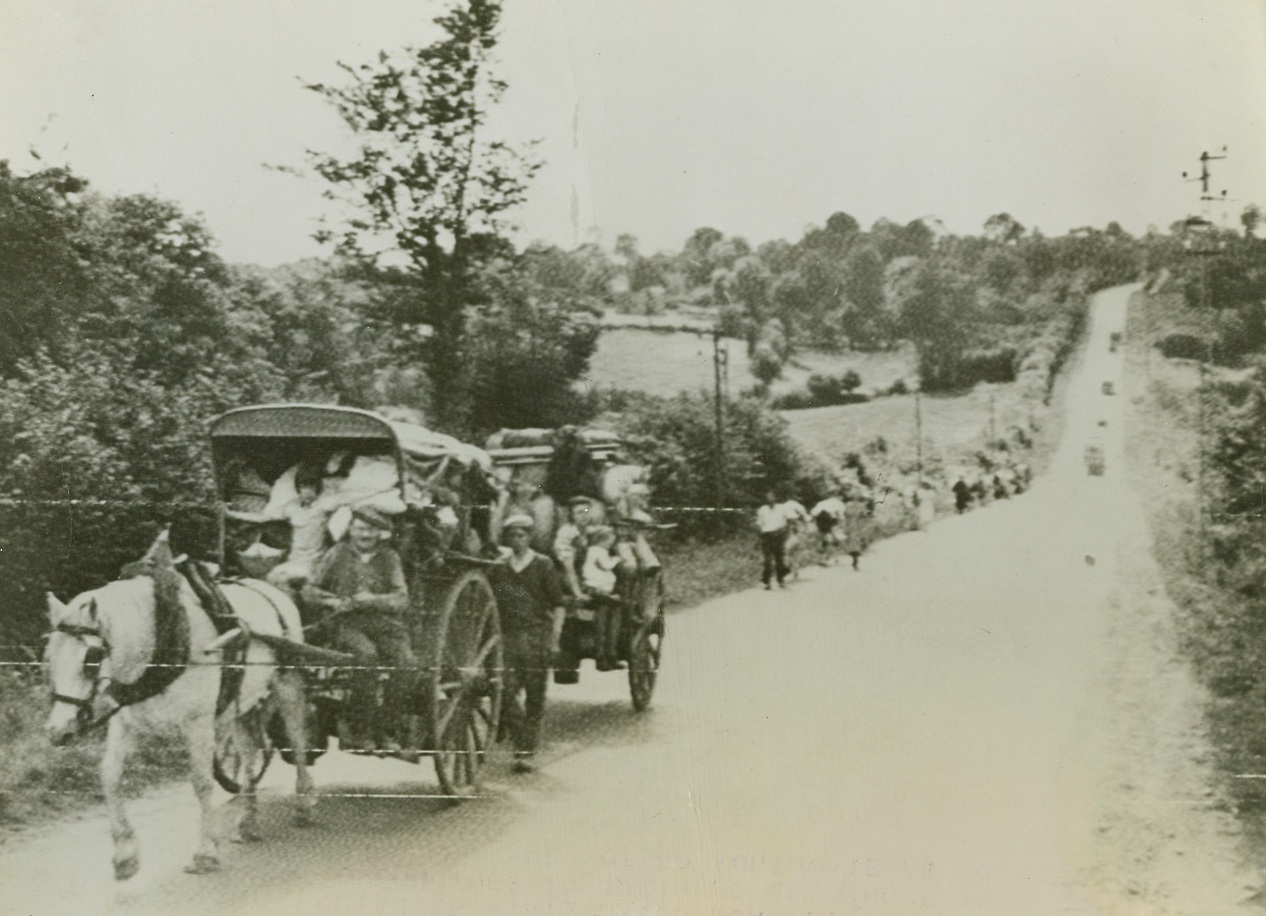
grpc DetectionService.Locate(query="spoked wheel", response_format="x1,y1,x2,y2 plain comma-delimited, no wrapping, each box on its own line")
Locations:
213,706,274,793
628,570,665,712
427,570,503,797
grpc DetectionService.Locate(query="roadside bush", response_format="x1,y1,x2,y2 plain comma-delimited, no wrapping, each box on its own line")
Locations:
1157,332,1209,361
609,389,832,534
954,346,1018,385
769,370,868,410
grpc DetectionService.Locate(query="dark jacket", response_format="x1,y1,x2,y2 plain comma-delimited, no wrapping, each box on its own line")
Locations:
302,541,409,617
492,551,563,633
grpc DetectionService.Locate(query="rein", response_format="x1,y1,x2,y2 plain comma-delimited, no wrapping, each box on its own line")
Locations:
50,621,118,733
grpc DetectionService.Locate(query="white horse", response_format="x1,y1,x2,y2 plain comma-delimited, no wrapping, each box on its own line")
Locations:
44,534,314,880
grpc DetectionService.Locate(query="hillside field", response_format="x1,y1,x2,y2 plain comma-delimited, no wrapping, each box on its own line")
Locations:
582,326,913,399
782,381,1038,474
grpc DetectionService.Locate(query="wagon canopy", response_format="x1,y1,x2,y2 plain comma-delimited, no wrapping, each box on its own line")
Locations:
210,404,492,515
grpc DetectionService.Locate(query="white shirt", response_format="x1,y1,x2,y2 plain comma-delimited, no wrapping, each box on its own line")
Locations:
757,503,791,533
582,544,620,594
780,500,811,526
810,497,847,520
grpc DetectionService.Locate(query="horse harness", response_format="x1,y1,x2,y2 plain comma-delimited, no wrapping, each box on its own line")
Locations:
52,562,295,731
50,617,112,730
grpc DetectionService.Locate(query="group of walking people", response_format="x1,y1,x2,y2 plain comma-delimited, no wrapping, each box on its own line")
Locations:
756,487,874,589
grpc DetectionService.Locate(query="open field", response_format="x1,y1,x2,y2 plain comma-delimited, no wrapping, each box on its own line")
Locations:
583,326,913,399
781,380,1039,472
582,327,750,397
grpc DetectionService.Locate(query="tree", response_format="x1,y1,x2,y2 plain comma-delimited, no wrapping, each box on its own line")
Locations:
1242,204,1263,239
0,162,91,374
305,0,541,431
463,253,600,433
886,258,977,389
983,212,1025,245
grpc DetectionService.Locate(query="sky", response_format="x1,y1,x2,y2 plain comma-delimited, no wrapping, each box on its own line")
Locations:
1,0,1264,265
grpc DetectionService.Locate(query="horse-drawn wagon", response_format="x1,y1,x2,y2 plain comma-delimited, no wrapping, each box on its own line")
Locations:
486,428,666,712
209,404,504,797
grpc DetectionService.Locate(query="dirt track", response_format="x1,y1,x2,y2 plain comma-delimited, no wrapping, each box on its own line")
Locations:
1,284,1259,914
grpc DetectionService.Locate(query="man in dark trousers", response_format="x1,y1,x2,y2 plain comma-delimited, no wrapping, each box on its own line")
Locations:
303,506,416,759
756,490,791,589
492,513,566,773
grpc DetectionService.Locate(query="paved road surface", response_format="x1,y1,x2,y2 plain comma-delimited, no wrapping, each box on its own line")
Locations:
2,284,1253,914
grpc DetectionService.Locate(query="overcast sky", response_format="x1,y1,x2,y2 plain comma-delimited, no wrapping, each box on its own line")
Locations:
2,0,1263,265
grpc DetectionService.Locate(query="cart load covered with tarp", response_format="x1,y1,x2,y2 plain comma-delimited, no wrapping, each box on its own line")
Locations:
212,404,499,566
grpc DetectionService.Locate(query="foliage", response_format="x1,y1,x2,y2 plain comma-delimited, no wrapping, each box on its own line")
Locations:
608,390,830,526
770,370,868,410
304,0,541,430
0,162,91,374
463,248,601,434
1156,332,1210,361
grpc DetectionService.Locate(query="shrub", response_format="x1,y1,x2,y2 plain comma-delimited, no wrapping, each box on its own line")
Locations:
611,389,831,533
1157,332,1210,360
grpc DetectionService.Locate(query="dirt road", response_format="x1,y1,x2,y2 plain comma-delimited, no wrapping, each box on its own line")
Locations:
2,285,1257,914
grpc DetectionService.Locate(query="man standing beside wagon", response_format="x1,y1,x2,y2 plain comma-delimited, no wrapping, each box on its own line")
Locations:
491,513,566,773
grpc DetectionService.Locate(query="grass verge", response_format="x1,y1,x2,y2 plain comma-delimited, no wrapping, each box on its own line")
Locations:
1122,288,1266,839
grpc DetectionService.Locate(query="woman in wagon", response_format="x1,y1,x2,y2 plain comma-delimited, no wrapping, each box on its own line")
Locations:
492,513,566,773
302,506,418,760
266,463,332,589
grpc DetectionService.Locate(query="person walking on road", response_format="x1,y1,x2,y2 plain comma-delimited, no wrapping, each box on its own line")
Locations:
757,490,792,589
810,494,847,563
491,514,566,773
842,492,873,571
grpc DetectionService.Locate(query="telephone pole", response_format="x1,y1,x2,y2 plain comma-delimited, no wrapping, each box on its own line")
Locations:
1181,147,1230,547
713,325,728,512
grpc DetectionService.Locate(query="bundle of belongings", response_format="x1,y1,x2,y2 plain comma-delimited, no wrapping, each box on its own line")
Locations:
224,415,498,587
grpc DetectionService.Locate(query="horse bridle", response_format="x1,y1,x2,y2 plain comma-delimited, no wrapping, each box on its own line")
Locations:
50,620,112,728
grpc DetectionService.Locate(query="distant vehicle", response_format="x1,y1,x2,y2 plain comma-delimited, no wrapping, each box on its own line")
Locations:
1101,381,1115,396
1109,331,1123,352
1085,442,1106,476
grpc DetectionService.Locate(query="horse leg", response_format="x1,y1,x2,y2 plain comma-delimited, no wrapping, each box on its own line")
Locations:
102,717,140,881
182,712,222,874
231,709,264,843
273,669,316,826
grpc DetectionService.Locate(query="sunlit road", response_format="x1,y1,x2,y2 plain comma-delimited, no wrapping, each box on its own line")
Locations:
2,285,1247,914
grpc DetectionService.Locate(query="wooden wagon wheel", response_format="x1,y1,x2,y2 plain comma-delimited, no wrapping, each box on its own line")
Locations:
212,705,273,794
426,569,503,797
627,570,665,712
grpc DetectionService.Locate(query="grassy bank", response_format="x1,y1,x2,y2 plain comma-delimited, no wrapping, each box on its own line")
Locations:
0,666,189,832
1122,288,1266,839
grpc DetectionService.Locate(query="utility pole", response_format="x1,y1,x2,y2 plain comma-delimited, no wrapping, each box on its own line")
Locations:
712,325,727,512
1183,148,1229,208
988,386,996,445
1182,147,1229,547
915,384,923,491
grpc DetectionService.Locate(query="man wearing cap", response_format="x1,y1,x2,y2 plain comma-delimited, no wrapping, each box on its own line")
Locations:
303,506,416,758
492,514,566,773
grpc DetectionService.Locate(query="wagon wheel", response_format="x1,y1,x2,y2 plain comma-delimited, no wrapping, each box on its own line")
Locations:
628,570,665,712
213,706,274,794
428,570,503,797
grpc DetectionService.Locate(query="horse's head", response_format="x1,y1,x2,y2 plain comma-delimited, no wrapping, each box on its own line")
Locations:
44,591,108,744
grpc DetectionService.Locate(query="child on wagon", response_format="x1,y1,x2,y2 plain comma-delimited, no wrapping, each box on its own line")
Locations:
581,525,624,671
